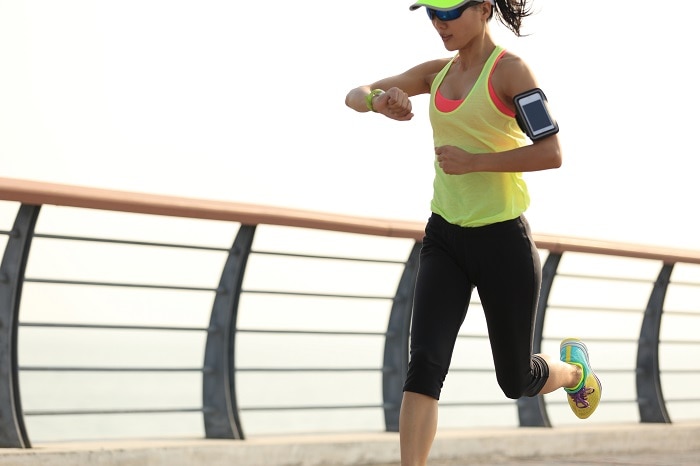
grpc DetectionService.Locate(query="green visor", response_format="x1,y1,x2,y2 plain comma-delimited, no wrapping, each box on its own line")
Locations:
409,0,493,11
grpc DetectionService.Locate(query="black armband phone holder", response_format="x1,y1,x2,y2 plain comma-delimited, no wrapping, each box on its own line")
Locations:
513,88,559,141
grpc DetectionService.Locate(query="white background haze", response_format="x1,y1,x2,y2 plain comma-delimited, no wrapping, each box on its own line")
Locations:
1,0,698,248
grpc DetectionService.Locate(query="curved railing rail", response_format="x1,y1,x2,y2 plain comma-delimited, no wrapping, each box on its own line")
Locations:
0,177,699,447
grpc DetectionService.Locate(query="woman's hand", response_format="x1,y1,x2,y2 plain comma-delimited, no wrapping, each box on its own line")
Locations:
435,145,479,175
373,87,414,121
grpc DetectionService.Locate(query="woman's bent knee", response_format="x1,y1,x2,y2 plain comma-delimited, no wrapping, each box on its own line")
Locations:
498,354,550,399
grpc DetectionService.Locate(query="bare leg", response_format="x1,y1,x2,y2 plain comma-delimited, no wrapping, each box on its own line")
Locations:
399,391,438,466
535,353,582,395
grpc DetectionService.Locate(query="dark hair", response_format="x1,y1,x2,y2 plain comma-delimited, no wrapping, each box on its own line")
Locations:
492,0,532,36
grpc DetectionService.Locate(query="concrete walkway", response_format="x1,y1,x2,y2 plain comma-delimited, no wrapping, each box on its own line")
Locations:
0,422,698,466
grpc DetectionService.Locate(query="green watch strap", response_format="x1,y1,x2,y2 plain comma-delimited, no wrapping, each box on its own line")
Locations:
365,89,385,112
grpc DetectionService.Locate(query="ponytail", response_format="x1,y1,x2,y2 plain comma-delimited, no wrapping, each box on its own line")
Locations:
493,0,532,36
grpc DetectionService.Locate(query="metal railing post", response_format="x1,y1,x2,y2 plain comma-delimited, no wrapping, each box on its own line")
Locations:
636,263,673,423
0,204,40,448
517,251,561,427
202,225,256,439
382,241,421,432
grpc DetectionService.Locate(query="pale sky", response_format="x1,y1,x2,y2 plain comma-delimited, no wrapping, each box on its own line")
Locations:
1,0,698,250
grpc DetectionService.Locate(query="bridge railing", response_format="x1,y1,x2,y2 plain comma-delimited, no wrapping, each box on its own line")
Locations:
0,177,698,447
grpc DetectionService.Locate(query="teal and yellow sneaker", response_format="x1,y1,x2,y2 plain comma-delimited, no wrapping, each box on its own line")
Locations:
560,338,601,419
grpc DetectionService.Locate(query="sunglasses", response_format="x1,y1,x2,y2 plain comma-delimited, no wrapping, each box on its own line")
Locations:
426,1,482,21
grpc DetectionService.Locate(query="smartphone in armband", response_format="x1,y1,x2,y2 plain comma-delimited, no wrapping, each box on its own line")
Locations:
513,88,559,141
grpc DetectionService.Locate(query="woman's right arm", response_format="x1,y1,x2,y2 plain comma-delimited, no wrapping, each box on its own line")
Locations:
344,59,449,121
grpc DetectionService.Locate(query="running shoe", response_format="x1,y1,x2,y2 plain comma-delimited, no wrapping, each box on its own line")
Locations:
560,338,601,419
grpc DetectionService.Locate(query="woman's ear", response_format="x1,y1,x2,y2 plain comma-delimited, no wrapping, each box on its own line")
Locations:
479,1,493,19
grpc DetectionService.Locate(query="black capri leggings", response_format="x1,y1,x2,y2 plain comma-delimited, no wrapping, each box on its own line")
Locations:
403,213,549,400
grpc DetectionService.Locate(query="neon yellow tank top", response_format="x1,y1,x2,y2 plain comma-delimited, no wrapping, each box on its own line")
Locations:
429,46,529,227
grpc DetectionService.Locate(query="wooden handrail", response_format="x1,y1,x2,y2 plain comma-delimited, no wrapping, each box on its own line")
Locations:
0,177,426,241
2,177,699,264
